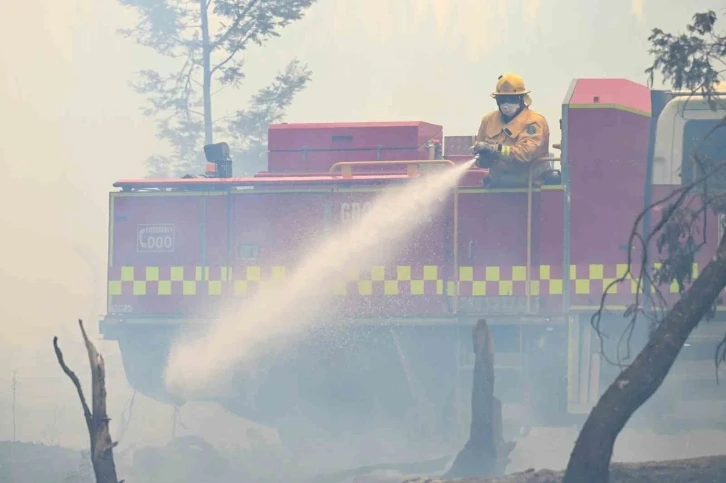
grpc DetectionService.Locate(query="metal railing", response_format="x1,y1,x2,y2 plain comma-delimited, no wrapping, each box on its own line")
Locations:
328,159,456,178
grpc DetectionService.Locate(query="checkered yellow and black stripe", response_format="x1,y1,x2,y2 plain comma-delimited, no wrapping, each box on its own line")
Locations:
107,263,701,296
108,266,235,296
107,265,448,296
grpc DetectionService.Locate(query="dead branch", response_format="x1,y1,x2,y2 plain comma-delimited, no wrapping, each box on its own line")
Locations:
54,319,121,483
53,333,92,434
445,319,514,479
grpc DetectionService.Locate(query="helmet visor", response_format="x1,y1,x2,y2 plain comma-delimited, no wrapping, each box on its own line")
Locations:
495,94,523,105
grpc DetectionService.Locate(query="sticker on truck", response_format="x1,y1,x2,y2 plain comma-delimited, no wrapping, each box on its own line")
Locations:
137,224,176,253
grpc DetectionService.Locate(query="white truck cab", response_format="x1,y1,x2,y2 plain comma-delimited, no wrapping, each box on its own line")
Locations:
652,90,726,186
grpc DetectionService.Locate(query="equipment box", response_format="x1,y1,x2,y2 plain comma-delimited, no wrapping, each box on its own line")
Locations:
267,121,443,173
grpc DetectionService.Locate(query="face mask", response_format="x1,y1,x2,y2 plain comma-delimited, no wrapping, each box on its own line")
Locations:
499,103,520,117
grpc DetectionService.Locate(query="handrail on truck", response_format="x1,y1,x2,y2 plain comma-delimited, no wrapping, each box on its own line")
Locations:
328,159,456,178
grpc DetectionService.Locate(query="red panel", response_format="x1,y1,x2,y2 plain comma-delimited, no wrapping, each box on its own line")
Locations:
108,193,231,316
267,148,425,174
111,195,204,266
203,194,230,266
537,189,565,311
569,79,651,115
113,174,412,189
456,189,565,313
271,121,435,129
108,179,459,318
229,190,453,317
267,121,443,173
230,192,330,266
538,190,564,267
457,192,528,267
268,121,442,150
534,189,564,265
567,107,651,306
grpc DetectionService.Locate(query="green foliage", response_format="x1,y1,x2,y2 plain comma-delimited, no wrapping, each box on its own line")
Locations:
645,10,726,297
646,10,726,99
222,59,311,175
118,0,317,177
593,11,726,364
653,204,698,294
644,10,726,373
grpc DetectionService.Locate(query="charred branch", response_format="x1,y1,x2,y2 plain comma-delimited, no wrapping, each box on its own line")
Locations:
445,319,515,479
53,334,93,435
54,319,121,483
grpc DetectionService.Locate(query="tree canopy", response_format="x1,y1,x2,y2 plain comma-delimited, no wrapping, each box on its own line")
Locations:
118,0,317,177
646,10,726,100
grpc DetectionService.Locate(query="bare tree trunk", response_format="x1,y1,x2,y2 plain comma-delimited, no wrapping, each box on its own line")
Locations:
200,0,213,145
54,319,121,483
445,319,514,478
563,236,726,483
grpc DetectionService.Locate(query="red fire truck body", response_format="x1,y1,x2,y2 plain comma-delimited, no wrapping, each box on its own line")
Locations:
101,78,726,452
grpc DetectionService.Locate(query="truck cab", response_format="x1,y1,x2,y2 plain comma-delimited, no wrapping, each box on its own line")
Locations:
652,90,726,186
637,90,726,431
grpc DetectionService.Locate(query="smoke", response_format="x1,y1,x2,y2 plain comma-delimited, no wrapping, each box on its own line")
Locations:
4,1,726,479
322,0,515,60
0,0,161,450
524,0,543,27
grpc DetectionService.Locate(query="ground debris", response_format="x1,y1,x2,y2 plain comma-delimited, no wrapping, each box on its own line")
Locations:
391,455,726,483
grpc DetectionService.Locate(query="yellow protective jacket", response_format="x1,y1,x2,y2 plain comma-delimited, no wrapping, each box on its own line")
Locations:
475,107,550,185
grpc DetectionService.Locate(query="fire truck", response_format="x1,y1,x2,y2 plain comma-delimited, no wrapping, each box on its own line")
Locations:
100,78,726,455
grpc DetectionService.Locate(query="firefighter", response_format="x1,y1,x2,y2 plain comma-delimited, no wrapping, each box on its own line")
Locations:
471,73,550,187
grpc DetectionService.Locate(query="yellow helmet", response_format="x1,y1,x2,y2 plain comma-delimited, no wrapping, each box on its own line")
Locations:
492,73,532,105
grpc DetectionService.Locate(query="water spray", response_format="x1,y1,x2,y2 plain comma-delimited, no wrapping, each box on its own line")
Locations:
164,160,475,398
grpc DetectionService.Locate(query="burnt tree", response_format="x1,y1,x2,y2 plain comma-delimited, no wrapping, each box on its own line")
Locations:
54,319,121,483
445,319,515,479
563,10,726,483
563,232,726,483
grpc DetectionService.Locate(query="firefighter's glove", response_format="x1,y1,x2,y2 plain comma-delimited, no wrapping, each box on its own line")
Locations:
470,141,497,155
471,142,498,169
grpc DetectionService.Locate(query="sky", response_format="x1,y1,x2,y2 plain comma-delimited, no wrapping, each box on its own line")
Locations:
0,0,725,452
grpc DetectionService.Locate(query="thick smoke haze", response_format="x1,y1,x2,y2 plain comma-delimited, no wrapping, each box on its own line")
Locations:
1,0,726,479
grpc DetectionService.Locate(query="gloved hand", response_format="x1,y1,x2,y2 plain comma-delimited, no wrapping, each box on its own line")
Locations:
470,141,497,155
